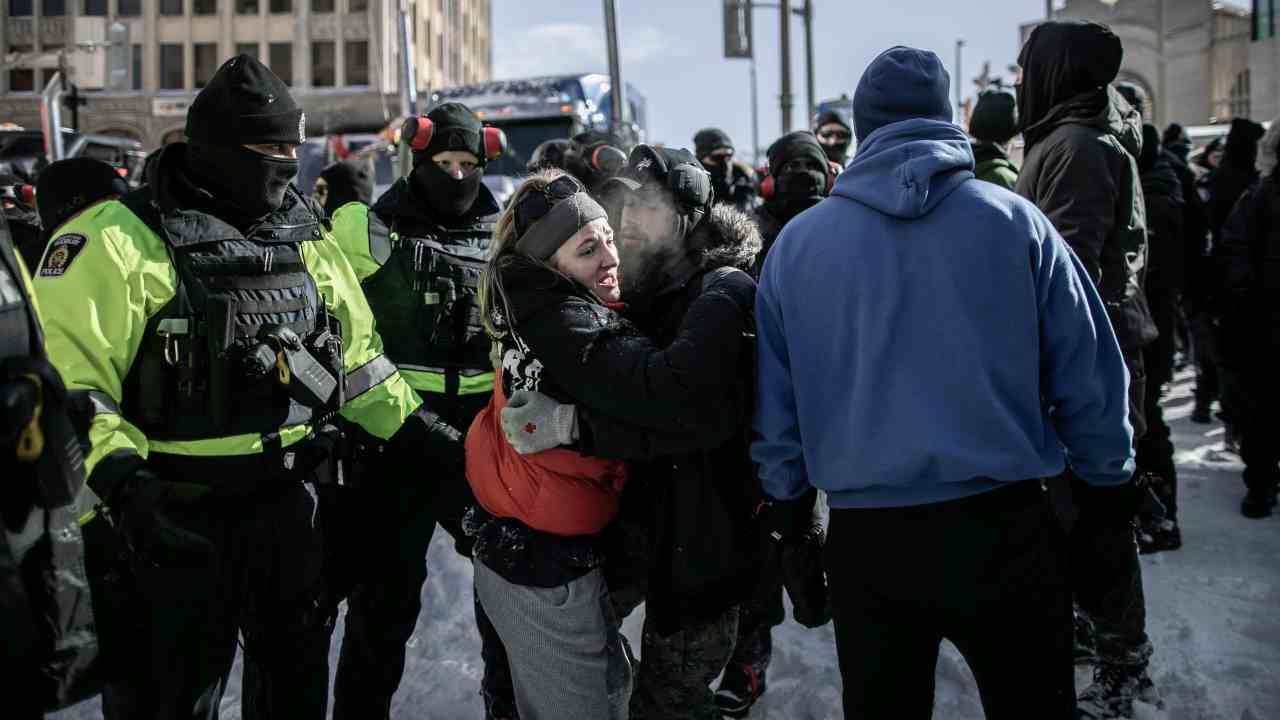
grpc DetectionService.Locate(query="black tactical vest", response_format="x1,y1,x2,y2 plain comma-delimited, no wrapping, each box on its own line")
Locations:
360,206,496,382
119,187,343,442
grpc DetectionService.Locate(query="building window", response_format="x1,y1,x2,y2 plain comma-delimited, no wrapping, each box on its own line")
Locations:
39,67,60,90
312,0,332,10
236,43,260,61
159,44,184,90
236,0,259,13
131,43,143,90
312,41,335,87
1230,70,1252,119
345,40,368,86
83,0,107,14
159,0,183,14
194,0,217,14
118,0,140,14
8,46,34,92
268,43,292,86
42,0,65,15
269,0,290,11
349,0,366,11
194,44,218,89
8,0,32,15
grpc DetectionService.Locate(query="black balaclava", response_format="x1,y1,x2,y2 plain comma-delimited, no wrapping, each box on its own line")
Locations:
767,131,830,222
410,101,486,219
35,157,128,239
1016,21,1123,139
1222,117,1266,172
183,54,304,222
813,109,853,163
693,128,735,200
319,159,374,216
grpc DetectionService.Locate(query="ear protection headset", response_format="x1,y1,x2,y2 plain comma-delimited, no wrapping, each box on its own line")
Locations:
758,160,840,200
400,115,508,161
587,144,628,174
19,184,35,207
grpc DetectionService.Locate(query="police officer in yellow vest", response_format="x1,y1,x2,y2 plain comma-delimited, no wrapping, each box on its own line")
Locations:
328,101,511,719
2,213,98,719
32,55,439,719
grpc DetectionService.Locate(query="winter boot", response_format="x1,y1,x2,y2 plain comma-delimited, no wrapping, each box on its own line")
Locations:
1137,518,1182,553
1241,487,1278,519
714,663,767,718
1076,662,1160,719
1073,610,1097,666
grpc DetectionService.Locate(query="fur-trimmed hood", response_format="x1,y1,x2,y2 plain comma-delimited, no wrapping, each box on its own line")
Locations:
689,203,763,273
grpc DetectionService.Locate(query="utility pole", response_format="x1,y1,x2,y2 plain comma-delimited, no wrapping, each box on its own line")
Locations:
396,0,418,177
780,0,793,132
1045,0,1053,19
955,39,965,122
603,0,628,138
750,57,760,164
803,0,815,123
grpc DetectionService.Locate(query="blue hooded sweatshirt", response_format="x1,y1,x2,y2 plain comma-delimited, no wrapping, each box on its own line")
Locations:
752,116,1135,509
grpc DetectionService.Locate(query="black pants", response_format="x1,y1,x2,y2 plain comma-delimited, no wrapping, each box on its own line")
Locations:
1138,289,1179,520
1237,372,1280,495
825,482,1074,720
100,482,331,720
1190,312,1220,412
333,393,515,719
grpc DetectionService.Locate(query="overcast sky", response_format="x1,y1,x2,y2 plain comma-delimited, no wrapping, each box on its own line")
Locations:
490,0,1250,161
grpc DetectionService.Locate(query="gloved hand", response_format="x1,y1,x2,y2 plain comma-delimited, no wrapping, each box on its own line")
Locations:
393,406,464,469
781,525,832,628
1070,471,1141,527
102,467,214,567
757,488,818,542
699,266,756,312
500,390,578,455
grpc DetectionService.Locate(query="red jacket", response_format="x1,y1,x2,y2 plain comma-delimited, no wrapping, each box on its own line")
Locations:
466,370,627,537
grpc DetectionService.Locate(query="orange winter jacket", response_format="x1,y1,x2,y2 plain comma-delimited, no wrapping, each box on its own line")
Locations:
466,370,627,537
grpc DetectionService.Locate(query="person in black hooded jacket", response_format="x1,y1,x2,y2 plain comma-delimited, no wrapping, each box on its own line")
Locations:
1014,20,1160,718
313,158,374,219
753,130,834,272
1215,118,1280,518
1135,123,1184,553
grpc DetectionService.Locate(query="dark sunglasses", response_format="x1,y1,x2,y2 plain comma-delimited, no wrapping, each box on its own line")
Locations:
515,174,584,238
817,128,851,142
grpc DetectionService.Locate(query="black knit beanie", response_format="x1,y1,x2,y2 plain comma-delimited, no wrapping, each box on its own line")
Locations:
813,109,852,134
185,54,305,147
969,87,1019,144
693,128,734,159
766,131,828,177
414,102,485,167
320,159,374,213
36,157,129,236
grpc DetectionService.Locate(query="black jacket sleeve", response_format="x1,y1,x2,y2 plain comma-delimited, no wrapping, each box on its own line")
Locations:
518,280,755,436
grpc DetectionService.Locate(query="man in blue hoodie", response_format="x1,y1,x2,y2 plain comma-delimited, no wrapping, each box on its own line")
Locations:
752,46,1135,718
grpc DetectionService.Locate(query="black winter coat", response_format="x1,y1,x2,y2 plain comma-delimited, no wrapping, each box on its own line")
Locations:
1140,149,1185,294
1165,150,1212,311
1215,177,1280,369
471,233,757,591
1016,86,1157,351
1208,119,1266,247
578,205,763,634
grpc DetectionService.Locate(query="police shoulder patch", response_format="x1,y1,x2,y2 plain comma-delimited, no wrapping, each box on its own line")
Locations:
39,233,88,278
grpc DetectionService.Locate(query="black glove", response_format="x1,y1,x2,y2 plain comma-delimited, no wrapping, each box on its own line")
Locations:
100,467,214,568
758,488,818,542
392,406,464,470
781,525,832,628
1070,471,1141,527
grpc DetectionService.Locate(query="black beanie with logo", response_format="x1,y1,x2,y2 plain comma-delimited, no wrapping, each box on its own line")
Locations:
185,54,305,147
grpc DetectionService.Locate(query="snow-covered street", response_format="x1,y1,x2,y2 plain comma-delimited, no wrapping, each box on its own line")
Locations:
54,370,1280,719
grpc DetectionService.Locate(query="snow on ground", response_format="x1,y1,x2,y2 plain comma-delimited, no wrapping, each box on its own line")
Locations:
55,370,1280,719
